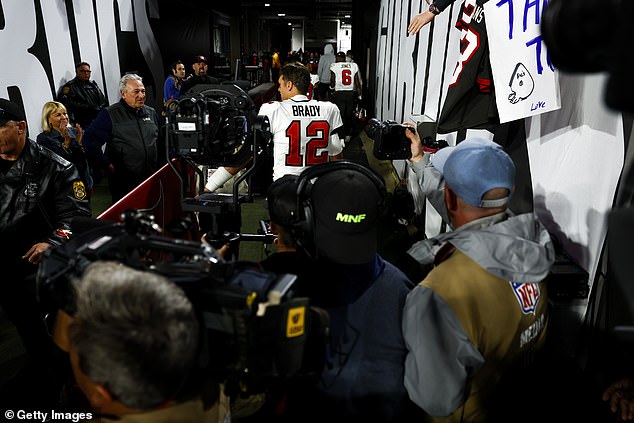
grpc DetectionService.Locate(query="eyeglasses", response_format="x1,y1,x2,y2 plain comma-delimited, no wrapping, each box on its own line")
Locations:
78,69,92,73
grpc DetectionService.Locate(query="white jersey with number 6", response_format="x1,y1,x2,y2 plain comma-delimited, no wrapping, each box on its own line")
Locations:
259,94,343,181
330,62,359,92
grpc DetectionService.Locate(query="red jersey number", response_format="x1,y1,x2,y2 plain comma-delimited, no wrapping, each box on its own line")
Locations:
285,120,330,166
342,69,352,85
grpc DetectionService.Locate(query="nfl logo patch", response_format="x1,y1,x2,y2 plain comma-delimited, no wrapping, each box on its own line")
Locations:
510,282,541,315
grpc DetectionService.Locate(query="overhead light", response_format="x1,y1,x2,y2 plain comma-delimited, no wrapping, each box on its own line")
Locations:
265,3,270,6
345,15,351,18
278,13,285,16
288,22,292,26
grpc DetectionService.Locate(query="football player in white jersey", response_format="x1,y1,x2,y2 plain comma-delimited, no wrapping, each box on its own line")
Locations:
205,62,344,191
330,52,362,142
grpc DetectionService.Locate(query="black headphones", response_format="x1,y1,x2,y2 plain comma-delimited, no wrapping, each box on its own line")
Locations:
291,161,386,258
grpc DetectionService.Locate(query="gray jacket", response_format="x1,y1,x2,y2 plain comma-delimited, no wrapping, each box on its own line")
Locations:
403,156,554,420
406,156,554,283
317,44,336,83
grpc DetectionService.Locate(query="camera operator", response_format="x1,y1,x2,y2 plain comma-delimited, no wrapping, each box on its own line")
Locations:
275,162,421,423
401,127,555,421
63,261,229,422
259,174,320,279
204,62,344,192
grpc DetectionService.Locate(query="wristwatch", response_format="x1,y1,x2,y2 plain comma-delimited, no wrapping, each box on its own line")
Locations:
428,3,441,15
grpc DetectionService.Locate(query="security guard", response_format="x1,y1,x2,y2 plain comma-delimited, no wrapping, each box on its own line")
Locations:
0,97,90,407
57,61,108,129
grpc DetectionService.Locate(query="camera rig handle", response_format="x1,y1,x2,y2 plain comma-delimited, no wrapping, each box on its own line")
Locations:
230,114,271,206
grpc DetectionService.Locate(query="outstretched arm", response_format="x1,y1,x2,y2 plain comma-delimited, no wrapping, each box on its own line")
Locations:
408,10,436,35
408,0,452,35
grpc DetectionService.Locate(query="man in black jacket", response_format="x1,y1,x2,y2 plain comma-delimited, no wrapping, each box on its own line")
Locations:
0,97,91,406
57,61,108,129
180,55,220,95
83,73,160,202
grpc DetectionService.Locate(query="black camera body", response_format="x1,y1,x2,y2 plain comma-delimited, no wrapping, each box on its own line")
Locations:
365,118,449,160
36,213,314,394
365,118,413,160
168,84,257,167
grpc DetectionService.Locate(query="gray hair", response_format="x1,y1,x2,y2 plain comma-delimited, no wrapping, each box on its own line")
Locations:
70,261,199,409
119,73,143,93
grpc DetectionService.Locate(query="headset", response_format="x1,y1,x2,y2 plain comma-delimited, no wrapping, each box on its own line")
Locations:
290,161,387,258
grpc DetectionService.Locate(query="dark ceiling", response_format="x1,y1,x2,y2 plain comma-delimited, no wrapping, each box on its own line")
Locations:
240,0,353,21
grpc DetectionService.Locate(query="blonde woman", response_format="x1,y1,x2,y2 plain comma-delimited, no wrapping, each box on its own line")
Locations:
37,101,93,192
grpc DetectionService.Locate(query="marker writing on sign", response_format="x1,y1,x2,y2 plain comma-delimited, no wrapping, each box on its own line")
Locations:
496,0,554,74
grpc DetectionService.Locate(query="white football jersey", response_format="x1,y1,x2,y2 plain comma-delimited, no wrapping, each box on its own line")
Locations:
330,61,359,92
258,95,343,181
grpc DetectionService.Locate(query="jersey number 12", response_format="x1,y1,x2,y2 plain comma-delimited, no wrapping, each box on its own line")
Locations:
285,120,330,166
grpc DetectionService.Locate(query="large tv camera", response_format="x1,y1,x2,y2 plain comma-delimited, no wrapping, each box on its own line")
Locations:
165,84,273,251
167,84,262,167
36,212,318,396
365,118,448,160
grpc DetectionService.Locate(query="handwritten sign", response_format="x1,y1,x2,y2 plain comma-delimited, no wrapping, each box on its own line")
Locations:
484,0,561,123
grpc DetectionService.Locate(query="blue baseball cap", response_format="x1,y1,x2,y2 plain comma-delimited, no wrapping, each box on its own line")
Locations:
431,138,515,208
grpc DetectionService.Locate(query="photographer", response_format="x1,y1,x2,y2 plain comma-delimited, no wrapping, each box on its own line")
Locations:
401,128,555,421
63,261,229,422
277,162,421,423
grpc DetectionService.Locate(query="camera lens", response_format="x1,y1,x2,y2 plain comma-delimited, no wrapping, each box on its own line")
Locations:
364,118,382,140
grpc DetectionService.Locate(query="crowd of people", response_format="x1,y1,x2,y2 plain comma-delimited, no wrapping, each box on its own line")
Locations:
1,8,631,420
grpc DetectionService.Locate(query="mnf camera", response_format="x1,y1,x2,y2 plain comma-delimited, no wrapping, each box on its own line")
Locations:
36,212,318,396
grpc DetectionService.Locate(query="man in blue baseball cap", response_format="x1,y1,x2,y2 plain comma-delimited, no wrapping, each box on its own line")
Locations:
401,128,555,422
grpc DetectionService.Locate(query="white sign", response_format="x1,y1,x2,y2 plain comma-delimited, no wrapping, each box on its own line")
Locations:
484,0,560,123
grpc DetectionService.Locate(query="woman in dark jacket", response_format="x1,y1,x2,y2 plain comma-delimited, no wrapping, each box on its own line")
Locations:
37,101,93,193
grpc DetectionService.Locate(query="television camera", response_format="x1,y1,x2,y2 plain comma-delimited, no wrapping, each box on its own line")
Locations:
165,84,274,251
36,211,320,396
365,118,448,160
